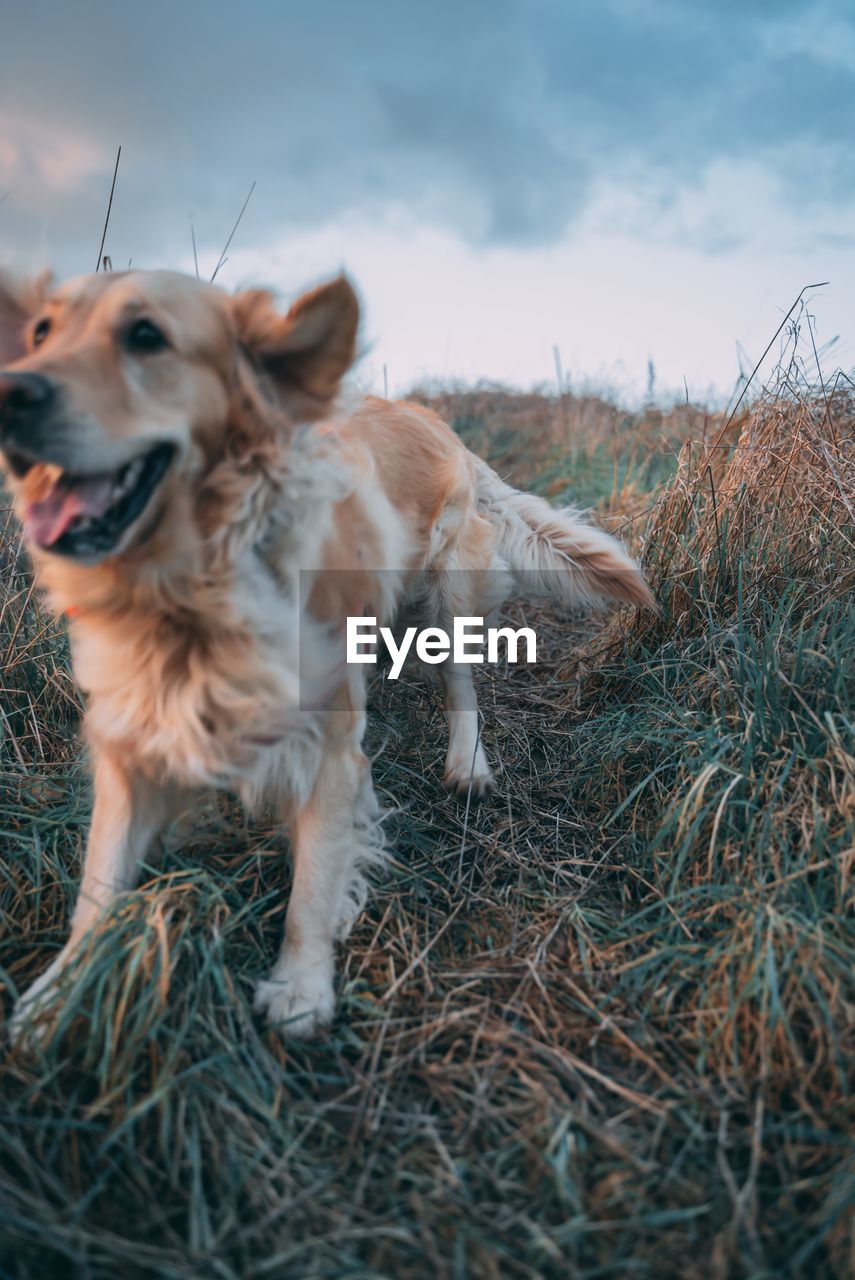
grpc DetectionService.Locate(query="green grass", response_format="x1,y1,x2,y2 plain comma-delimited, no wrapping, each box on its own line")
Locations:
0,375,853,1278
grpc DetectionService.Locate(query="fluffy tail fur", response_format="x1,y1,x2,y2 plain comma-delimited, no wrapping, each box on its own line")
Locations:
475,461,656,612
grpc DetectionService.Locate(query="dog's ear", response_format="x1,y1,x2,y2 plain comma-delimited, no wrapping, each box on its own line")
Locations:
230,276,359,413
0,271,51,365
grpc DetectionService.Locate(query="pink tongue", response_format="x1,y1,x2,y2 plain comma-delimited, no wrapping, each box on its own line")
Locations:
25,474,118,547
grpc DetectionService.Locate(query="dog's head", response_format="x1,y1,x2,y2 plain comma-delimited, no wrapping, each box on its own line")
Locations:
0,268,359,564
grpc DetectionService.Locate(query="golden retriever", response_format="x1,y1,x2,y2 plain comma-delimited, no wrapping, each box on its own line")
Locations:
0,268,653,1037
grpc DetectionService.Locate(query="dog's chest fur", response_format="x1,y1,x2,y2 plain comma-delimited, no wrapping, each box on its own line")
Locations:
69,558,332,797
48,423,415,805
64,436,359,800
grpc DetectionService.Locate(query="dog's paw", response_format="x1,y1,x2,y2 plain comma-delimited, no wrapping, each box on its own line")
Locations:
444,741,494,800
444,760,495,800
8,981,61,1050
7,947,74,1048
253,960,336,1038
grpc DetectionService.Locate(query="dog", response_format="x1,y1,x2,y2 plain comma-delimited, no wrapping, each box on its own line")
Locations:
0,267,654,1037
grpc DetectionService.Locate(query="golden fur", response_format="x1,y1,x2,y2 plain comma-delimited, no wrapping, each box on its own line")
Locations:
0,267,654,1037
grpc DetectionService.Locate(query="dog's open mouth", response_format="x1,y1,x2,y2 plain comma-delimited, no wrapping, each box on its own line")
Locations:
18,442,175,556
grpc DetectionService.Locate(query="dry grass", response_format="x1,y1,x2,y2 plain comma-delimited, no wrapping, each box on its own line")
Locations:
410,384,708,510
0,355,853,1276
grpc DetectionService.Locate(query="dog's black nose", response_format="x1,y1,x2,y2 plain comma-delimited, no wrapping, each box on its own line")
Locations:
0,371,54,418
0,372,56,454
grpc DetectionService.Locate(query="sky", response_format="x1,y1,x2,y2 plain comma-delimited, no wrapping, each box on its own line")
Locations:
1,0,853,402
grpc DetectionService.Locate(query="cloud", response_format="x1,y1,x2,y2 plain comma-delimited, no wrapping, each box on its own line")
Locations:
0,117,103,195
0,0,852,274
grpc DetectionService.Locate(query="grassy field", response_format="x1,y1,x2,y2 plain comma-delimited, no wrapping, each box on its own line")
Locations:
0,354,852,1275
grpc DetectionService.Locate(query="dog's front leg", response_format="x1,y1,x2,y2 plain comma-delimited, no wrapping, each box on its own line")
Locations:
11,748,184,1034
254,736,377,1037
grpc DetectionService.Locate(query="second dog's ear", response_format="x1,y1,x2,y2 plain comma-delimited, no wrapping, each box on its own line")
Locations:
230,276,359,414
0,270,51,366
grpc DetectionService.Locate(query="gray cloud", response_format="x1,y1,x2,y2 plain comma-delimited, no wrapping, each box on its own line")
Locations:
1,0,852,273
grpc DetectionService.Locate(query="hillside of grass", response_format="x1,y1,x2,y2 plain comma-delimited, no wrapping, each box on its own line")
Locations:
0,363,852,1277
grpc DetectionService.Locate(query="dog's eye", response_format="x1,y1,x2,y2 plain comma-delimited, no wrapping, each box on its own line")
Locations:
32,318,51,346
125,318,169,354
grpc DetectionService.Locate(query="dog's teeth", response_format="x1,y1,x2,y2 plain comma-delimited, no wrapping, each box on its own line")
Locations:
112,458,143,500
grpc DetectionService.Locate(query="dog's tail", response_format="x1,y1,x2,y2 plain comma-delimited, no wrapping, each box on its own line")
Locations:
475,461,656,612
